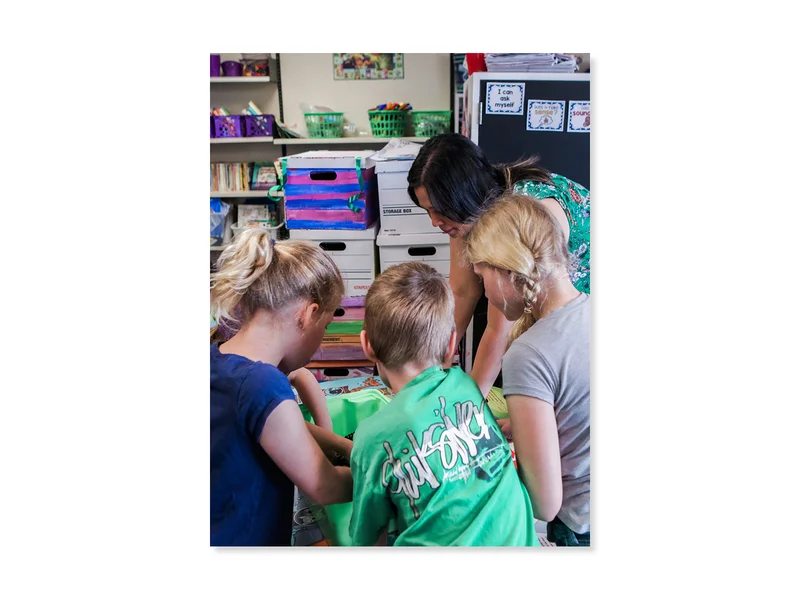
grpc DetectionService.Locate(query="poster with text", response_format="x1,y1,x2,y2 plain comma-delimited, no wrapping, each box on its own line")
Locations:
568,100,590,132
526,100,566,132
486,82,525,115
333,54,404,80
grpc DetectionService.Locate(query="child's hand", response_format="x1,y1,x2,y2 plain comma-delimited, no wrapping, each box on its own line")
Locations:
497,418,513,440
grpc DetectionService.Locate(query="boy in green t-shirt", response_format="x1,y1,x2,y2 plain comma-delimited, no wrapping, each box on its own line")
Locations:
349,262,538,546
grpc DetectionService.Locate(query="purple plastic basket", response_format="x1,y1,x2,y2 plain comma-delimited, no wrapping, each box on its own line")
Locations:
213,115,244,138
244,114,274,138
210,116,215,138
221,61,243,77
210,54,220,77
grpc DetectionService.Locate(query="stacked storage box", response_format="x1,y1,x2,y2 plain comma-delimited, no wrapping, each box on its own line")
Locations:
373,156,459,366
374,156,451,276
284,150,377,230
286,150,379,373
290,224,378,298
373,157,440,236
377,231,451,278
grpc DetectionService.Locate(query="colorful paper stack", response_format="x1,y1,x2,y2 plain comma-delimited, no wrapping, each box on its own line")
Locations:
307,296,375,380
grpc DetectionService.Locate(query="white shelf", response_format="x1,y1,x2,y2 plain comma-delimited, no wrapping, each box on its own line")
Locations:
210,190,283,198
210,137,274,144
211,245,229,252
210,76,273,84
275,137,429,146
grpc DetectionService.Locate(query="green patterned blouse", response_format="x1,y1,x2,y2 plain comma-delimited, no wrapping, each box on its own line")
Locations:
513,175,591,294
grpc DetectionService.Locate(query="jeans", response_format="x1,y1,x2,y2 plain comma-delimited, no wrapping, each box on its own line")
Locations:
547,516,590,546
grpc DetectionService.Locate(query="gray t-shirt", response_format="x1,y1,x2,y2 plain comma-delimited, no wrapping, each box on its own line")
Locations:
502,293,590,534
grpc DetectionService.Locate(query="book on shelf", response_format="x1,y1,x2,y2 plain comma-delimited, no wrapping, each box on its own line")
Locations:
251,163,277,190
210,162,254,193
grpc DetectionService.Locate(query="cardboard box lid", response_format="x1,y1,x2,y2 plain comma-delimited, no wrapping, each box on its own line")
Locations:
376,229,450,247
289,222,378,241
285,150,376,170
374,157,415,174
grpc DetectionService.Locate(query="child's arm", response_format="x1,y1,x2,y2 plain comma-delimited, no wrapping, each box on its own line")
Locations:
259,400,352,506
469,303,514,398
306,421,353,461
374,528,389,546
289,368,333,431
506,394,563,522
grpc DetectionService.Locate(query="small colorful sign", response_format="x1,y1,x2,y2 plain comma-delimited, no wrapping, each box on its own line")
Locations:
486,82,525,115
568,101,590,133
526,100,565,131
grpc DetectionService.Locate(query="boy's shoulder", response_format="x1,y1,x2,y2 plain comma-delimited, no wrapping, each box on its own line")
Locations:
353,367,482,447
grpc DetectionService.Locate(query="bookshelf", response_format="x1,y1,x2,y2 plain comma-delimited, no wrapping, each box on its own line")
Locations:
210,137,274,145
210,191,283,198
275,137,428,145
210,76,273,84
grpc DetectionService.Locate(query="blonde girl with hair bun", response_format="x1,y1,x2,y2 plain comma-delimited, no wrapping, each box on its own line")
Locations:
466,194,591,546
210,228,353,546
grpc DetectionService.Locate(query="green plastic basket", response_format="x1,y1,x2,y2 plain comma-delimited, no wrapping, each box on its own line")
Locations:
304,112,344,138
368,110,409,138
411,110,452,137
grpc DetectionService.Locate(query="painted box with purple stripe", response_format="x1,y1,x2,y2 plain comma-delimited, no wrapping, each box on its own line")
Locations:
284,150,378,230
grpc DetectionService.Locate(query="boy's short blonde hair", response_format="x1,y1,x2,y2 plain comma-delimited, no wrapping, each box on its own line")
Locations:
364,262,455,370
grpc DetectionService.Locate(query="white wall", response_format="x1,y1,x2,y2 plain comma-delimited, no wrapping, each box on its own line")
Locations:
279,53,451,135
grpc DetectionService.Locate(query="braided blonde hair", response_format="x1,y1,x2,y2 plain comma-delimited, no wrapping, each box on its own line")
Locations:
464,193,570,345
210,228,343,338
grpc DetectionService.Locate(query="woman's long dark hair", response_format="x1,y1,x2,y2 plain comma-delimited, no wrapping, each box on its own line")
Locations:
407,133,553,224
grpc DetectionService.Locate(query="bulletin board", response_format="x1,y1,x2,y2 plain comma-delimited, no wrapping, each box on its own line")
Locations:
478,78,589,189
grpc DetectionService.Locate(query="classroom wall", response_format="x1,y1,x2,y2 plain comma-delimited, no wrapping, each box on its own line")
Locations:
279,53,451,135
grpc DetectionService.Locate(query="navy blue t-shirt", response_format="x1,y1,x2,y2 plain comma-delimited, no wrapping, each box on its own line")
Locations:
210,343,296,546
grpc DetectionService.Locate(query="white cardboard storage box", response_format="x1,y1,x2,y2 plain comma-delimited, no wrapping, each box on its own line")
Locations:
376,230,451,277
375,159,441,235
284,150,377,170
290,224,378,296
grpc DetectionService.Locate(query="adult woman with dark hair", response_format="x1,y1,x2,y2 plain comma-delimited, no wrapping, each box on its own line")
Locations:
407,133,590,400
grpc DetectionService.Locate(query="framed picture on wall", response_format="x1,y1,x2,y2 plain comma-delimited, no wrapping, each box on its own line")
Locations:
333,54,404,80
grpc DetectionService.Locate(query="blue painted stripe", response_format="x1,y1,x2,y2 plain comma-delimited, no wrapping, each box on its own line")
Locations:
284,183,362,194
287,220,368,230
285,199,366,210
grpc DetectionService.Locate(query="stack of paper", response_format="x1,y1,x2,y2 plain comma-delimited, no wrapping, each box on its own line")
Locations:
371,138,423,161
484,53,580,73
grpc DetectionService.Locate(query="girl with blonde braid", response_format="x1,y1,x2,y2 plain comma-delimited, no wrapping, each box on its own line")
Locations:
210,229,353,546
466,194,590,546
